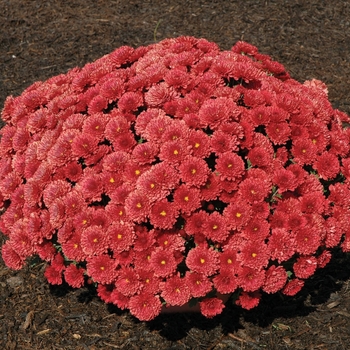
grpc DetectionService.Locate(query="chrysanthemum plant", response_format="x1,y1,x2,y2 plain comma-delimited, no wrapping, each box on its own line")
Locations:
1,36,350,321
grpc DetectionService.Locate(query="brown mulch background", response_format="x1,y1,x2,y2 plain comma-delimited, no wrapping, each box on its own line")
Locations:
1,1,350,349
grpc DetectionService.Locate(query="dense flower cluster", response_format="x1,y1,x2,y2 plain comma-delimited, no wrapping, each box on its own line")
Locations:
1,36,350,321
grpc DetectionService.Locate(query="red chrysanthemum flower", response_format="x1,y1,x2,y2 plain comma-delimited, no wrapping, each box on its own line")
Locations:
178,156,210,187
185,272,212,298
149,199,179,230
237,266,265,292
203,211,230,243
317,249,332,268
282,278,304,296
200,173,222,201
247,146,273,168
125,190,151,223
236,291,261,310
293,256,318,279
199,297,225,318
80,225,109,257
291,138,318,165
131,142,158,165
110,289,130,310
136,269,161,295
188,129,212,158
213,269,238,294
268,228,296,263
115,267,141,297
150,248,178,278
238,240,270,269
313,152,340,180
185,210,209,235
64,264,85,288
265,122,290,145
238,177,270,203
97,283,115,304
173,184,201,215
223,196,253,230
118,91,143,112
262,265,288,294
161,274,191,306
186,245,219,276
273,168,298,193
129,292,162,321
107,222,135,253
144,82,178,107
215,152,245,181
133,228,156,252
1,242,25,270
242,218,270,240
158,139,191,164
86,254,118,284
210,130,238,154
299,191,327,215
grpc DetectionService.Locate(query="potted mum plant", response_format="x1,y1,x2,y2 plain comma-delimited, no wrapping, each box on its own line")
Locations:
1,36,350,321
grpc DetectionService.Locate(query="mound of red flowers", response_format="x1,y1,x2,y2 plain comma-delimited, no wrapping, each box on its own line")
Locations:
1,36,350,321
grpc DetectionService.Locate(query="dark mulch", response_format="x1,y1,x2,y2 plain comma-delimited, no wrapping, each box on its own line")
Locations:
1,1,350,349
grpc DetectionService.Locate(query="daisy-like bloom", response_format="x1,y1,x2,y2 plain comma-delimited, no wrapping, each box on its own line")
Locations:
8,230,34,258
295,226,321,255
179,156,210,187
185,272,212,298
144,82,178,107
199,97,239,129
317,249,332,268
247,146,273,168
100,76,124,101
135,172,169,202
313,152,340,180
118,91,143,112
186,245,219,277
268,228,296,263
203,211,230,243
87,95,108,114
273,168,298,193
49,198,66,229
42,180,72,208
150,162,179,191
299,191,327,215
237,266,265,292
238,240,270,269
324,217,343,248
199,297,225,319
44,264,63,285
185,210,209,235
293,256,318,279
107,222,135,253
173,184,201,215
64,264,85,288
200,173,222,201
110,289,130,310
133,227,156,252
149,199,178,230
122,161,150,185
282,278,305,296
161,120,190,143
236,291,261,310
1,242,25,270
213,269,238,294
263,265,287,294
86,254,118,284
143,114,173,143
242,218,270,240
210,130,238,154
97,283,115,304
159,139,192,165
104,114,130,142
131,142,158,165
129,291,162,321
156,230,185,253
115,267,141,297
35,239,57,262
63,161,83,182
136,268,161,294
125,190,151,223
81,225,109,257
291,138,318,166
164,67,192,89
110,131,137,153
149,247,178,278
223,196,253,230
161,274,191,306
238,177,270,204
188,129,212,158
77,173,103,202
71,133,99,158
215,152,245,182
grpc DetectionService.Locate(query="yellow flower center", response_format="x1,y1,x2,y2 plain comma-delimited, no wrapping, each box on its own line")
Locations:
252,253,257,258
160,210,167,216
136,203,142,208
200,258,205,264
236,212,241,218
161,260,166,265
184,196,189,202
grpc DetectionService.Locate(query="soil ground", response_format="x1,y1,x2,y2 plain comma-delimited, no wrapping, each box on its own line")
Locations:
1,1,350,349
